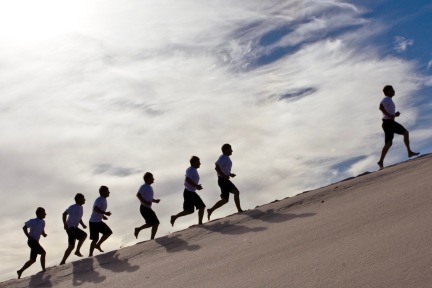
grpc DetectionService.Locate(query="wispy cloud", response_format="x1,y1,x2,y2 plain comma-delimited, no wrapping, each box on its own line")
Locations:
393,35,414,52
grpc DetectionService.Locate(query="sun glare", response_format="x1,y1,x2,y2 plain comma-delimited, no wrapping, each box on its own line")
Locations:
0,0,88,43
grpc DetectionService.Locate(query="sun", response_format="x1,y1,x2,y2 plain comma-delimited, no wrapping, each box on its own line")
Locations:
0,0,88,43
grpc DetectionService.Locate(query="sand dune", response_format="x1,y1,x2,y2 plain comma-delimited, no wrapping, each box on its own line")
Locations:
2,153,432,288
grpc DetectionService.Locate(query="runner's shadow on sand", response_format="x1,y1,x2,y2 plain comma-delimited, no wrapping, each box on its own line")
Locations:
72,257,106,286
245,209,316,223
155,234,200,253
202,220,267,235
96,251,140,273
28,270,52,287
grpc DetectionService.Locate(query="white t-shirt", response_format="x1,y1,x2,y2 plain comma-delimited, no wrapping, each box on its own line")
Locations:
25,218,45,241
184,166,199,192
138,183,154,208
65,204,83,228
89,196,107,223
215,154,232,177
381,96,396,119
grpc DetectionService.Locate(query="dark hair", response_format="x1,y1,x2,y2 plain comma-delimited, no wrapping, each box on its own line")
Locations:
190,156,200,165
99,186,109,194
383,85,393,96
74,193,84,202
143,172,153,182
221,143,231,152
35,207,45,216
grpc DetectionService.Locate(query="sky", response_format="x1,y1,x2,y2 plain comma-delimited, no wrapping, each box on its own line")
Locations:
0,0,431,282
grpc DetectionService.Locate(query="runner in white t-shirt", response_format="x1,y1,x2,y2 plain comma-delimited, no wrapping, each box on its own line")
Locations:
207,144,244,221
134,172,161,240
377,85,419,169
89,186,112,257
17,207,47,279
170,156,206,226
60,193,88,265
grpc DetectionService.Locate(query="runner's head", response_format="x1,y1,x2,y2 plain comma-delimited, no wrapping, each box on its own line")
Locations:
383,85,395,97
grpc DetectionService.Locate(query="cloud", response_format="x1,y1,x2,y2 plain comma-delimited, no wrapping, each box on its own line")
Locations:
393,35,414,52
428,60,432,71
0,0,431,281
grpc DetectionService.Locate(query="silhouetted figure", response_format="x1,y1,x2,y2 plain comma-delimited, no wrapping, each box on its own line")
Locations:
207,144,243,220
60,193,87,265
89,186,112,257
134,172,160,240
17,207,47,279
377,85,419,169
171,156,206,226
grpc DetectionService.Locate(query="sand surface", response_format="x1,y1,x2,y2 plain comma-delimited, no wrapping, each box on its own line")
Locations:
2,154,432,288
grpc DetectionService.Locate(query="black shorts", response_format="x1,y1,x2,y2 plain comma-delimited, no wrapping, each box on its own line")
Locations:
66,227,87,246
218,177,239,201
28,239,45,260
140,205,160,226
89,221,112,242
382,119,407,143
183,189,206,213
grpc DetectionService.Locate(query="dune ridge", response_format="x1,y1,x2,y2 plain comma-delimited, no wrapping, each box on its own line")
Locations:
2,153,432,288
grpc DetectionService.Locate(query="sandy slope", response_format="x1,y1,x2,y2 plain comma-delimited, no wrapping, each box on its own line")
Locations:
2,154,432,288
